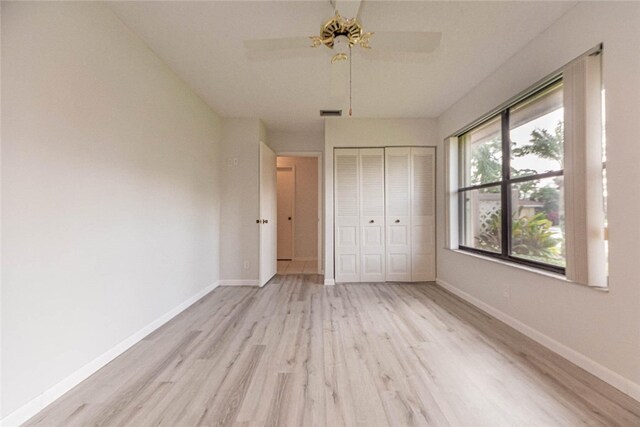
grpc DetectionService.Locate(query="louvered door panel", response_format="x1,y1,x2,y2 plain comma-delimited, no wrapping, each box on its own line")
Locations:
334,149,360,283
411,147,436,281
385,147,412,282
359,149,385,282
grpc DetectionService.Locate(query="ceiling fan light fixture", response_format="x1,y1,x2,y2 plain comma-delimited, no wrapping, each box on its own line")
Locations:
310,10,369,51
331,34,350,63
331,53,348,63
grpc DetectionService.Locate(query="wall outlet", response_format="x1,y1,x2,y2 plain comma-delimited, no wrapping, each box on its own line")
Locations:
243,260,250,270
233,157,239,166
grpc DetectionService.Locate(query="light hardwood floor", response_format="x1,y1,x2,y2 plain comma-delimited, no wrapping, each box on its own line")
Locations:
277,259,318,275
25,274,640,426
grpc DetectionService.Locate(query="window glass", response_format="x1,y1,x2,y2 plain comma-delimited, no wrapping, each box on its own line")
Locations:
510,176,565,267
458,79,566,272
509,83,564,178
460,186,502,253
460,116,502,187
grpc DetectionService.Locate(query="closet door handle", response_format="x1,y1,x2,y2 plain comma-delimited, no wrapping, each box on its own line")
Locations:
264,219,269,224
395,219,400,223
369,220,375,224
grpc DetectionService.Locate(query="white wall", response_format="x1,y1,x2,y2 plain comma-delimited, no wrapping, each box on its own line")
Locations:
276,157,319,259
219,119,263,282
268,130,324,154
324,118,439,282
1,2,223,420
436,2,640,398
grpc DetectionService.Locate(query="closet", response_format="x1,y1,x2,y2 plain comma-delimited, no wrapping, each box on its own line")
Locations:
334,146,435,283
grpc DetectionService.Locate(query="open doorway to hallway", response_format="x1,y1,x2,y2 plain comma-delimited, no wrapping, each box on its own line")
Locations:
276,155,320,275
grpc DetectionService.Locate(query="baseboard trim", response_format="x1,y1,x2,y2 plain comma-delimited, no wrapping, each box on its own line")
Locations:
324,278,335,286
219,279,260,287
435,278,640,402
0,281,221,427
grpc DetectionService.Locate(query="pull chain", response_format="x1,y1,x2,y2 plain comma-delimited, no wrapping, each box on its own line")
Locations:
349,45,353,117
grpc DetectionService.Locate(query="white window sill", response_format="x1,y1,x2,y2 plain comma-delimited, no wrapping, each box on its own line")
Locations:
446,248,609,292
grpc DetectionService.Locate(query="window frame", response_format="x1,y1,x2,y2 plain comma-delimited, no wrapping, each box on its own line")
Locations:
457,77,566,275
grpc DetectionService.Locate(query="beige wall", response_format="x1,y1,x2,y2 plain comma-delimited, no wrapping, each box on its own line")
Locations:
325,118,439,148
277,157,319,260
269,130,324,154
1,2,223,419
436,1,640,399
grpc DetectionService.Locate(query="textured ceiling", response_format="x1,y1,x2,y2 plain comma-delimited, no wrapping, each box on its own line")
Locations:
109,1,576,133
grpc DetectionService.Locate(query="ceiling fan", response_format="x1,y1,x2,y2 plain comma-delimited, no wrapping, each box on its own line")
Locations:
243,0,442,110
244,1,441,60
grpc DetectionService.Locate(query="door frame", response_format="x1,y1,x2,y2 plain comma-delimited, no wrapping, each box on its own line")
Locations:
277,165,296,260
276,151,323,274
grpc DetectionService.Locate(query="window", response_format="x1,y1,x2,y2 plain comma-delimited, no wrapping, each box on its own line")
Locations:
458,80,566,273
452,48,608,286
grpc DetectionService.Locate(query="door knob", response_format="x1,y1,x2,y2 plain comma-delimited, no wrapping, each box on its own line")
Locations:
264,219,269,224
369,220,374,224
395,219,400,223
288,217,292,220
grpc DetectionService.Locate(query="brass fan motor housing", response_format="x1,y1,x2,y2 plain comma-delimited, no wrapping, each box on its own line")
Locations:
310,11,373,49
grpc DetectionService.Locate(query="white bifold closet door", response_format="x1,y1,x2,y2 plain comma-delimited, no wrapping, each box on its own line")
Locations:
385,147,412,281
385,147,436,282
334,148,385,283
335,147,434,283
359,149,386,282
334,149,360,282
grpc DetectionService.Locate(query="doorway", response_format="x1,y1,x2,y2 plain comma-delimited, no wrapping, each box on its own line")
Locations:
276,155,320,275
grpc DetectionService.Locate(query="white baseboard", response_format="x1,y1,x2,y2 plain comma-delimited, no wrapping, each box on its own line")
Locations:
324,278,335,286
435,278,640,402
219,279,260,287
0,281,221,427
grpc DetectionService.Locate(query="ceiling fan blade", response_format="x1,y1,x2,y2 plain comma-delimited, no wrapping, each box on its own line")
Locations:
332,0,362,20
244,37,313,52
369,31,441,54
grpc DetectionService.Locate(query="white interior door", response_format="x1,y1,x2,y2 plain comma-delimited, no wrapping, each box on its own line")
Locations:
334,149,360,283
359,149,386,282
260,142,277,286
277,167,294,260
385,147,412,282
411,147,436,281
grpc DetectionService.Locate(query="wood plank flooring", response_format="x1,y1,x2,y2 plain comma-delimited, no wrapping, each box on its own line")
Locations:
277,259,318,275
25,275,640,426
